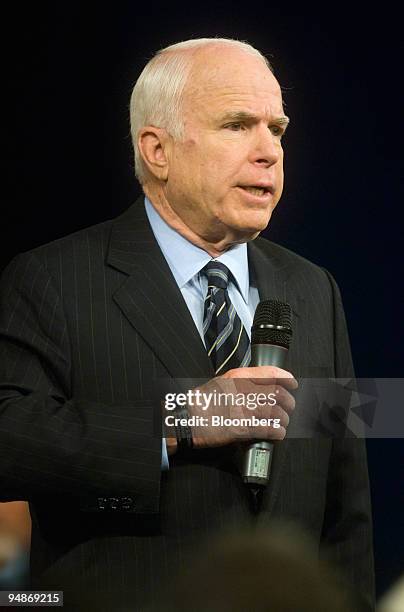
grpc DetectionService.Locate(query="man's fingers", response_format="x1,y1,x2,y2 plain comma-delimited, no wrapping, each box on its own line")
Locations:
244,422,287,441
250,374,298,392
271,386,296,416
223,366,298,391
193,365,296,447
228,381,296,415
255,404,290,429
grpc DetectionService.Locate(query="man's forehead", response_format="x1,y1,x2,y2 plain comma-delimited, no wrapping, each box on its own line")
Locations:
184,47,282,109
184,75,284,123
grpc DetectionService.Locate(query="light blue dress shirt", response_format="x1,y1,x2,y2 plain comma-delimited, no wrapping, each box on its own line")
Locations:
144,197,260,468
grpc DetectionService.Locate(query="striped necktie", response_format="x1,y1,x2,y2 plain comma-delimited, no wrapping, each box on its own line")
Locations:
202,261,251,375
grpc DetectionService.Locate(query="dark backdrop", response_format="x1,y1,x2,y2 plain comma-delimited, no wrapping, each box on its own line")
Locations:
4,2,403,598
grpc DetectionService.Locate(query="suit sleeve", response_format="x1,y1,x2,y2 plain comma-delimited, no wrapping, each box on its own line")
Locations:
0,253,161,513
321,269,375,611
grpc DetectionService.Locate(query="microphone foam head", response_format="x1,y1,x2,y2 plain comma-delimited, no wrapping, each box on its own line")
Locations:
251,300,293,348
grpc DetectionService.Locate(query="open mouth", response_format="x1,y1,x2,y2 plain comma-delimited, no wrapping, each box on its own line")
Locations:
238,186,272,197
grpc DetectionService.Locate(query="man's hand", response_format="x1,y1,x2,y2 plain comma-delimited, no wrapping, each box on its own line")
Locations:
186,366,297,449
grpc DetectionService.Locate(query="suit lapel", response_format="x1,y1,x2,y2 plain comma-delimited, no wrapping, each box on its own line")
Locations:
248,238,307,515
107,197,214,379
248,238,303,318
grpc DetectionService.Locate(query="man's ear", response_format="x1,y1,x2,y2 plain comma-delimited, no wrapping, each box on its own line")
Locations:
137,126,171,181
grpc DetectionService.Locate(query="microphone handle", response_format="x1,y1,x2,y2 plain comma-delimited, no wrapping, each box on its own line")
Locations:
251,344,288,368
242,344,288,487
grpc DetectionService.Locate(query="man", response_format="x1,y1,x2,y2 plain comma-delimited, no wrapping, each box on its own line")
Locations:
0,38,374,610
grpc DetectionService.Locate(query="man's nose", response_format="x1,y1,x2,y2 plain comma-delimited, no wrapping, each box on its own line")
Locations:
250,125,280,166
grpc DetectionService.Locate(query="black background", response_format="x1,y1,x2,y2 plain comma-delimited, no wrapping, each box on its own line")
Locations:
4,2,403,598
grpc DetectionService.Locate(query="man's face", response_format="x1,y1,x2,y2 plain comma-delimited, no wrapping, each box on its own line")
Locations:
164,47,288,246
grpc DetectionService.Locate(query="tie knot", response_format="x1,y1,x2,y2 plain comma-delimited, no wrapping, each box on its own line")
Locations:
203,261,230,290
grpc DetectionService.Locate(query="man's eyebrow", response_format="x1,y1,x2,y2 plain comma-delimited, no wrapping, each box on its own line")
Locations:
275,115,290,126
219,111,290,126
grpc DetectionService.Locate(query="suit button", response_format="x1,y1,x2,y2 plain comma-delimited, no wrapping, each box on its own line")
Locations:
108,497,120,511
97,497,108,511
121,497,135,511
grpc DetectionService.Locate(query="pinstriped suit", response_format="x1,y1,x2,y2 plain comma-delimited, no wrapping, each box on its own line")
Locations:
0,196,374,610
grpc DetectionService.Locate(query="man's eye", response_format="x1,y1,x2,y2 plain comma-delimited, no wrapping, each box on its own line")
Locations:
270,125,284,137
225,123,244,131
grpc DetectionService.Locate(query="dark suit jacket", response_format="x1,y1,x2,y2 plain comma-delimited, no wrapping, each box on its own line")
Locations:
0,197,374,610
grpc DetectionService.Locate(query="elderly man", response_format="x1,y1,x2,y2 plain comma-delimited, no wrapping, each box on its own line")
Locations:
0,38,374,610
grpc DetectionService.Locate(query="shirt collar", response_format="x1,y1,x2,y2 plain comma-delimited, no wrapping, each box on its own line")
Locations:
144,197,250,304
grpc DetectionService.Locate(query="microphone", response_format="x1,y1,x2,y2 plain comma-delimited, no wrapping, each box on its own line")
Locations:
242,299,293,488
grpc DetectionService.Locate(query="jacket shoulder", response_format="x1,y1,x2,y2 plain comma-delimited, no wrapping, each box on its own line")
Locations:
254,236,331,282
0,218,117,290
27,218,114,261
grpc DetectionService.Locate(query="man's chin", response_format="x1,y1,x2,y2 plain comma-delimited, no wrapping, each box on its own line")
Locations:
227,227,264,246
231,214,272,238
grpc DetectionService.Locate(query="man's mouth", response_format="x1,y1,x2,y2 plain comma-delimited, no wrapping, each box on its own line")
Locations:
238,185,274,197
241,186,268,197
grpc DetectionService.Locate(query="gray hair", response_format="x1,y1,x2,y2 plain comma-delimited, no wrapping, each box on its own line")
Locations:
129,38,272,184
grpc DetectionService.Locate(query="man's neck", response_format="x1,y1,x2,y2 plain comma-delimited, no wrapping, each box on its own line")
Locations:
143,186,258,258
